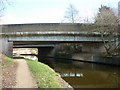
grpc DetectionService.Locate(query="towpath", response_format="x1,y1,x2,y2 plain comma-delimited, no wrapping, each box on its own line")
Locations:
14,59,38,88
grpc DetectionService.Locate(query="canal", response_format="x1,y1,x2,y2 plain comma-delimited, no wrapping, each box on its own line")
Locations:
40,57,120,89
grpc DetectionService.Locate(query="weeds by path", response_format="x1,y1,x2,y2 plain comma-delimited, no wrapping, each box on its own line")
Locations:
26,59,62,88
2,55,17,88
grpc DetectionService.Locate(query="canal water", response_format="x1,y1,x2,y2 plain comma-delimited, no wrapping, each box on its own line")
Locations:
41,58,120,89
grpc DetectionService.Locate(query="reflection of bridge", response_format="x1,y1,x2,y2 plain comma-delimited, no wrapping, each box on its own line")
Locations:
0,23,117,60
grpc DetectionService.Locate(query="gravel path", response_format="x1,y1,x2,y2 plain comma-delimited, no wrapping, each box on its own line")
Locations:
14,59,38,88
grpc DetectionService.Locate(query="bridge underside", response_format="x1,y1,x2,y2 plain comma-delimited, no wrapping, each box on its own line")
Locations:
13,41,103,48
13,41,105,53
13,41,106,61
13,41,55,48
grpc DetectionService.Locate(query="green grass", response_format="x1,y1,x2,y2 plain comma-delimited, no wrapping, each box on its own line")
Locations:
100,54,112,58
2,56,14,68
25,59,62,88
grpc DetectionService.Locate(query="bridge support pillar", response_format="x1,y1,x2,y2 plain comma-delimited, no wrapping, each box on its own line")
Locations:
38,47,54,62
0,38,13,58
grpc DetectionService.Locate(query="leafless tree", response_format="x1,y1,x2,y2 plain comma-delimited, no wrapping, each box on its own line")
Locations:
0,0,7,17
94,5,119,55
63,4,80,23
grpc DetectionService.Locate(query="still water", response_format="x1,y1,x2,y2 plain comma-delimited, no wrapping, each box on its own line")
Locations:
41,58,120,89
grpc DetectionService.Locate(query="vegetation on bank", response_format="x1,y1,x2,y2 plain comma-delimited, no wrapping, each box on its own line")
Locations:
1,54,17,88
100,50,120,58
1,54,14,68
100,54,113,58
25,59,62,88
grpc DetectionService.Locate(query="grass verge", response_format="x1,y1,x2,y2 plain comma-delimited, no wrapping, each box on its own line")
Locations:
25,59,62,88
2,55,14,68
1,54,17,88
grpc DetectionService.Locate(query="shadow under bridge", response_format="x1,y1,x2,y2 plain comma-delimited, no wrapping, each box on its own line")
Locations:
13,41,56,61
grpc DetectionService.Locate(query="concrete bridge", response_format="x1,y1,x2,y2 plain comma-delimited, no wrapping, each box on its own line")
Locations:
8,31,107,42
0,23,118,60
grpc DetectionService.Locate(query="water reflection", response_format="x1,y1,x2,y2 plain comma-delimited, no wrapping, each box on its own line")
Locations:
61,73,84,77
40,58,120,88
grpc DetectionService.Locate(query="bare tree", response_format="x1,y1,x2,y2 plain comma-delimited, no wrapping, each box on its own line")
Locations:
0,0,7,17
95,5,118,25
64,4,80,23
94,5,119,55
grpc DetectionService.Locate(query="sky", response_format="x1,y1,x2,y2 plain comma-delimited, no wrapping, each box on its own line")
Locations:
0,0,120,24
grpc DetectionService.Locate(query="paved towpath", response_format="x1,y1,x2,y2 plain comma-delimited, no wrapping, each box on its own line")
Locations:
14,59,38,88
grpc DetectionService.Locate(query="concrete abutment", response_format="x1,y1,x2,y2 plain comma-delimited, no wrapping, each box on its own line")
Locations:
0,38,13,58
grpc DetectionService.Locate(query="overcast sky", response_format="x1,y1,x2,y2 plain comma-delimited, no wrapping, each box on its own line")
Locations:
0,0,119,24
